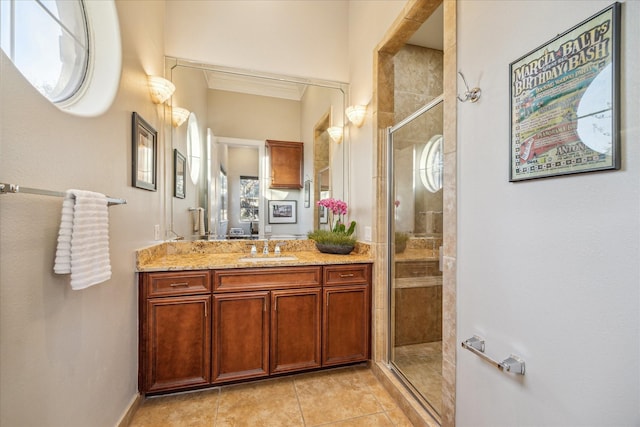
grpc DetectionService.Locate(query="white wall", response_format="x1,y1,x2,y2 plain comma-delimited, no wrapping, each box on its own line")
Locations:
347,0,407,239
164,0,349,82
456,1,640,425
0,1,166,426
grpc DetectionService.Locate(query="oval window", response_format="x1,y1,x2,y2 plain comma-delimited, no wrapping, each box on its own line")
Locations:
1,0,88,102
1,0,121,116
419,134,444,193
187,113,201,184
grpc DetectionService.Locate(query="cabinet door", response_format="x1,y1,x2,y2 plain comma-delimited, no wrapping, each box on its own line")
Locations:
212,292,270,383
266,140,303,189
144,295,211,393
271,288,321,374
322,285,370,366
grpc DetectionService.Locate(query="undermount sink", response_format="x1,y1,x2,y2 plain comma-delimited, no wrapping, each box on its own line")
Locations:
238,256,298,263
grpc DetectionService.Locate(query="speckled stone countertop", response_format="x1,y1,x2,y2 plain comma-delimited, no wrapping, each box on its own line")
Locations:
136,239,373,272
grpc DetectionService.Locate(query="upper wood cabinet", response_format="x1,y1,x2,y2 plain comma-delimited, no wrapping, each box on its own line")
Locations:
266,140,303,189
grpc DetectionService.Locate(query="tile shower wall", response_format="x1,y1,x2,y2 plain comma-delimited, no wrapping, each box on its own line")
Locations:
394,45,444,235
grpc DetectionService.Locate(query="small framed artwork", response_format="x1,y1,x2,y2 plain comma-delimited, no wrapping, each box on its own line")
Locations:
132,112,157,191
509,3,620,182
268,200,297,224
319,205,328,224
174,149,186,199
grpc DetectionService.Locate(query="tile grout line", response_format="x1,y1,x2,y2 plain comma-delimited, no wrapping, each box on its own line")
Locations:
355,366,404,426
292,376,309,427
212,387,221,426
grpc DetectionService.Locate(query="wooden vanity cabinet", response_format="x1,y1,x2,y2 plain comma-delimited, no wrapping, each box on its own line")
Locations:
139,263,371,395
139,270,211,394
322,264,371,366
266,139,303,189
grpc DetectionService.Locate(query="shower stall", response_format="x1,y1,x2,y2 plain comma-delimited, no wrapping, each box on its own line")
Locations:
387,94,444,416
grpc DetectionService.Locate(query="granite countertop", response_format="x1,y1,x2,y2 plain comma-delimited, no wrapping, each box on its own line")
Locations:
136,239,373,272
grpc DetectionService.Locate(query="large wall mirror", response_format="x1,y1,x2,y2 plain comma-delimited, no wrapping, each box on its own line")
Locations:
166,57,348,240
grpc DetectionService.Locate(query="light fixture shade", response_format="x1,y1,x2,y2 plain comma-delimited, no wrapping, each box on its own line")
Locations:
148,75,175,104
327,126,343,144
346,105,367,127
172,107,190,127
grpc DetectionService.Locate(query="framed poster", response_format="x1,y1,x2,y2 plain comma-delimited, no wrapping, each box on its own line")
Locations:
132,112,158,191
509,3,620,182
174,149,186,199
268,200,297,224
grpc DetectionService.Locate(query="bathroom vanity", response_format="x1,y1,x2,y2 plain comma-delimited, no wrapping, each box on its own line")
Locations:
136,240,372,395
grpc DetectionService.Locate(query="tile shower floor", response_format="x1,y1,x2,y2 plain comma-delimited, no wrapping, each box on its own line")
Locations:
129,365,415,426
393,342,442,416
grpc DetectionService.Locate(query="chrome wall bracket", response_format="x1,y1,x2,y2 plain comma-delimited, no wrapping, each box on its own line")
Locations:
457,72,482,103
461,335,525,375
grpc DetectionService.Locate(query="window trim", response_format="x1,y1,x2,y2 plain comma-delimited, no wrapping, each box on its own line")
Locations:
56,0,121,117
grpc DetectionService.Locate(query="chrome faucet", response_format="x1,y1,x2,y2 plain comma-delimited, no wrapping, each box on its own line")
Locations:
274,243,281,256
263,242,269,255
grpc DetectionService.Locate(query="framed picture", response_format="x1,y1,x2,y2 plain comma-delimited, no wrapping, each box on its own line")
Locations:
132,112,157,191
509,3,620,182
319,205,328,224
268,200,297,224
174,149,186,199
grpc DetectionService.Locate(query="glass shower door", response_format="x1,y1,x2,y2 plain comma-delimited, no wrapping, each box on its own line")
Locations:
388,96,444,416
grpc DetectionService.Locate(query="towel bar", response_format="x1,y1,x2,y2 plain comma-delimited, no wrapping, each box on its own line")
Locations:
461,335,525,375
0,183,126,206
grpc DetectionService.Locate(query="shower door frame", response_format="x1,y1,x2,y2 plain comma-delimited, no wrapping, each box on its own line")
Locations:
386,94,444,417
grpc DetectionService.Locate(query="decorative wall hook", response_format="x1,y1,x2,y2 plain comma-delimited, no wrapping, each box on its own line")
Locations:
457,71,482,103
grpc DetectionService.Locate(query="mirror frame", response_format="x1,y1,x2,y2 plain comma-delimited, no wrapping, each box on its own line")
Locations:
165,56,350,240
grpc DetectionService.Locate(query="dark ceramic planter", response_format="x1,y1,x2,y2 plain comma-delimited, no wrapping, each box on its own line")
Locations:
315,243,355,255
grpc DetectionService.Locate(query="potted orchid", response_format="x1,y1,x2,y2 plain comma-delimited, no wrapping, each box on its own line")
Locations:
308,198,356,254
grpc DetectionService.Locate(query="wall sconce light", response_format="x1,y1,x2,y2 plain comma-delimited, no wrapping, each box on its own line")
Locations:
327,126,343,144
147,75,175,104
172,107,190,127
346,105,367,127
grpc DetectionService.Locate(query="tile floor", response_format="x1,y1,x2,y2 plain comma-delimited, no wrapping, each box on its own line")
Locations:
129,365,415,426
393,342,442,415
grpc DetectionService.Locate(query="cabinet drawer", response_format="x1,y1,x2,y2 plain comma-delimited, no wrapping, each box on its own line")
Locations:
144,271,211,297
213,266,322,292
323,264,371,286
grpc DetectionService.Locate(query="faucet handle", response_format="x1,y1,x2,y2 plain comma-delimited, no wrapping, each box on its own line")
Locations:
274,243,281,256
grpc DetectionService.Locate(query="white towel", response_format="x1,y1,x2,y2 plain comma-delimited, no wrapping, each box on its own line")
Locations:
198,208,205,235
54,190,112,290
192,207,205,235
